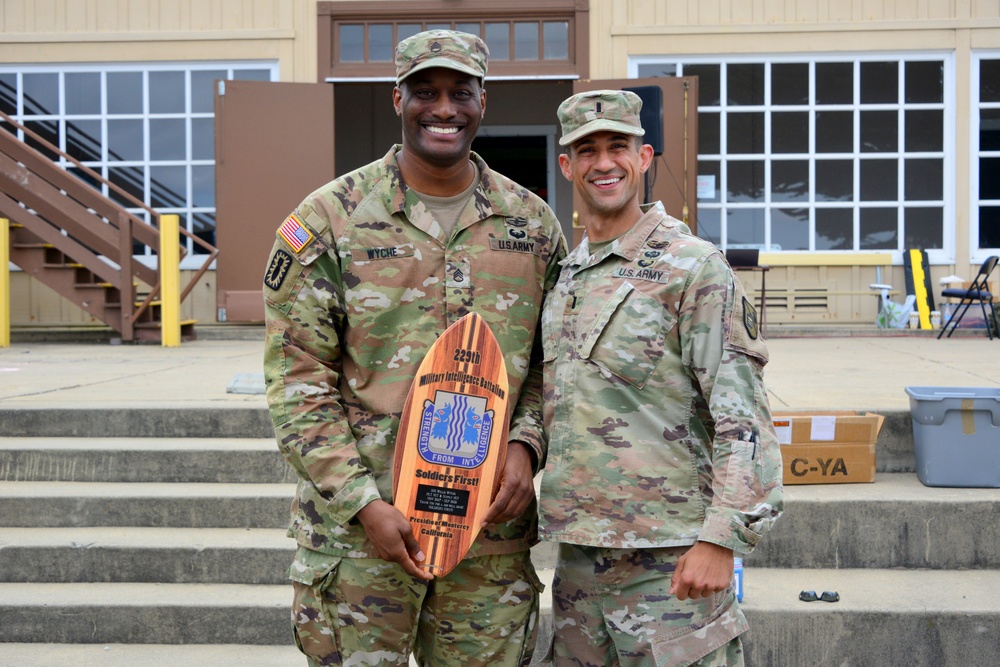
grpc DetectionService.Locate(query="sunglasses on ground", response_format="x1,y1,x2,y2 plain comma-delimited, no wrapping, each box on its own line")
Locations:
798,590,840,603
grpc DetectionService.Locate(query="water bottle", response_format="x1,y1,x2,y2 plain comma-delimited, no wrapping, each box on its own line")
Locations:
733,557,744,602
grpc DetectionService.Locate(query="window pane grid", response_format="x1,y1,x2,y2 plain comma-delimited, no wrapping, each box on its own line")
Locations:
672,55,948,254
334,20,570,67
973,54,1000,252
1,62,276,257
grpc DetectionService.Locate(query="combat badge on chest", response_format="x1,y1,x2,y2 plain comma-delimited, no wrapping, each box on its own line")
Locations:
637,247,662,268
490,216,538,255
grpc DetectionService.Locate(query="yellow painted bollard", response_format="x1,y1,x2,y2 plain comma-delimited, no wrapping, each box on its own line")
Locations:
159,214,181,347
1,218,9,348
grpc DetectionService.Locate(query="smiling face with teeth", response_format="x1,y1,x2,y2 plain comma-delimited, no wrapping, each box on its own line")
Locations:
393,67,486,190
559,131,655,241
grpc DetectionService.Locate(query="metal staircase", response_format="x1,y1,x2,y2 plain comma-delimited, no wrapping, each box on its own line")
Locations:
0,110,217,342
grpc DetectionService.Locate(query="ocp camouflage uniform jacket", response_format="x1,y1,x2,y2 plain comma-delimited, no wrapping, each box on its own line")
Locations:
539,202,783,555
263,146,567,558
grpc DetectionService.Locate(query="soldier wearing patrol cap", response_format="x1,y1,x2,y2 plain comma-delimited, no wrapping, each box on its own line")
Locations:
262,29,566,666
537,89,784,665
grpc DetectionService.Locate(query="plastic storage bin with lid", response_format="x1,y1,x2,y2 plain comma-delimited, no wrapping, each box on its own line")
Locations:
904,386,1000,488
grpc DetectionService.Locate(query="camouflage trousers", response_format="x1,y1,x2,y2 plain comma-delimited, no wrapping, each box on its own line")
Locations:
288,546,543,667
546,544,747,667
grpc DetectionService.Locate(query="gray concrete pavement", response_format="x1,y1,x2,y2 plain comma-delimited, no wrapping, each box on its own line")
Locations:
763,335,1000,410
0,339,266,409
0,644,305,667
1,332,997,411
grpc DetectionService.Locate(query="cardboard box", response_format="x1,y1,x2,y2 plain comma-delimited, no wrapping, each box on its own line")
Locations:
772,411,884,485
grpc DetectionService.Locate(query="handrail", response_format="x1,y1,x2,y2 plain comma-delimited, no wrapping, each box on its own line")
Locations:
0,109,218,334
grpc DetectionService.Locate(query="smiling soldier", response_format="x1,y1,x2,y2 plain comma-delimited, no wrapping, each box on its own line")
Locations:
262,30,567,667
538,89,784,666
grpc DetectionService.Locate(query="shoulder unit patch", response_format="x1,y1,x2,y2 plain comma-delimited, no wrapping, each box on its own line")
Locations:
264,249,293,291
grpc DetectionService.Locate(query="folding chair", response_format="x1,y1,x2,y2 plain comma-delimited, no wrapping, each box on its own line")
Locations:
937,255,999,340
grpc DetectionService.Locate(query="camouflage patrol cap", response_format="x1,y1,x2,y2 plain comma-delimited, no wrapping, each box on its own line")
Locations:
557,89,645,146
395,30,489,84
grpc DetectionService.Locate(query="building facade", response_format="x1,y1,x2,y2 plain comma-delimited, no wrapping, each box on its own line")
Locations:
2,0,998,328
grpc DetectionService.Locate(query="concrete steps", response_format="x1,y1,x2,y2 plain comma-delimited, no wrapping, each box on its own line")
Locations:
0,480,293,528
740,568,1000,665
0,437,296,483
1,570,997,662
0,582,291,645
0,644,304,667
0,527,292,584
1,428,999,665
750,475,1000,570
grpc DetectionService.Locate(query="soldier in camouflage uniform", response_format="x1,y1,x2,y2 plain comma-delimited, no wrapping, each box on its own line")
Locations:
262,30,567,667
538,90,784,666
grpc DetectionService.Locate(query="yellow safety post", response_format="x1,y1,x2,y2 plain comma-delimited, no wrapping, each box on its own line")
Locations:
1,218,9,348
159,214,181,347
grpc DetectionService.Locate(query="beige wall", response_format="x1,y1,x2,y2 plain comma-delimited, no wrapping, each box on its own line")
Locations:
589,0,999,45
0,0,318,82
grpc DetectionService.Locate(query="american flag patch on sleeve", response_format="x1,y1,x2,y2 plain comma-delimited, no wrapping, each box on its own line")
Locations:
277,214,314,253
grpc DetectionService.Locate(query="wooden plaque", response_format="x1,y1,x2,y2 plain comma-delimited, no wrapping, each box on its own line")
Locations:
393,313,510,577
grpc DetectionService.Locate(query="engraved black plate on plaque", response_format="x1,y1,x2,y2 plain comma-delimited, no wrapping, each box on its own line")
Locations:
414,484,470,517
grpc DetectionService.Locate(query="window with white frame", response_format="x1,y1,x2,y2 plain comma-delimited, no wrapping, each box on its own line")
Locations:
972,53,1000,261
635,55,952,261
0,62,276,259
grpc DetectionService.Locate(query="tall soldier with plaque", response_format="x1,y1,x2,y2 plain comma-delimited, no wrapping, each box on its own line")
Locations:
538,90,784,666
262,30,566,667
